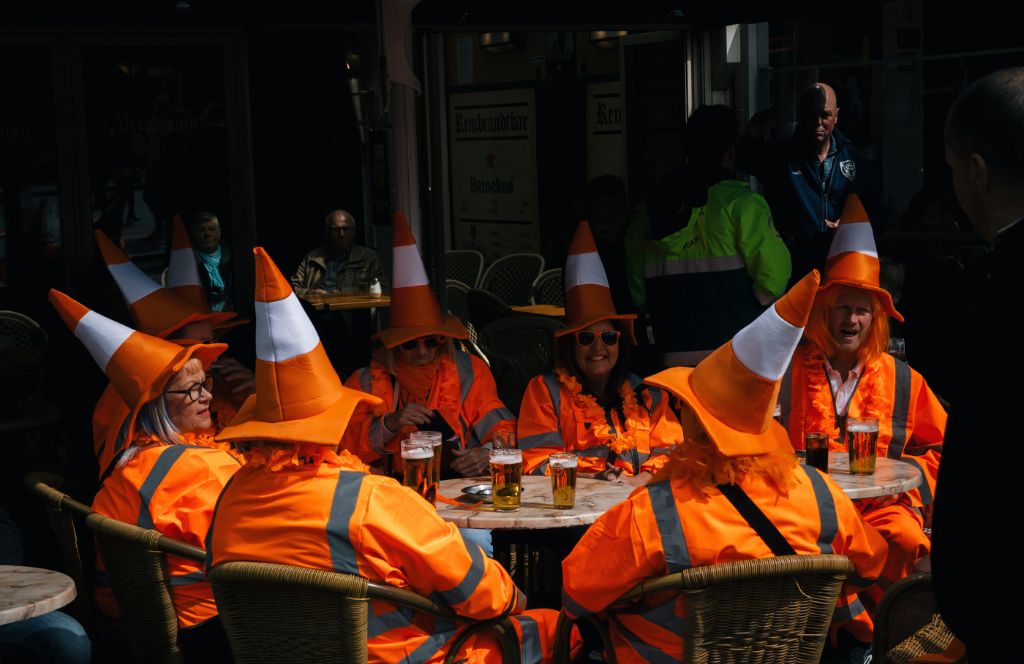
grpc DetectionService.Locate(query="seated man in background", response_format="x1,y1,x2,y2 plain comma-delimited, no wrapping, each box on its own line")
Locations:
562,271,886,663
290,208,381,295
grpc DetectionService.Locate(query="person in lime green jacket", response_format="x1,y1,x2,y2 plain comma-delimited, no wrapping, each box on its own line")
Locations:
637,105,791,368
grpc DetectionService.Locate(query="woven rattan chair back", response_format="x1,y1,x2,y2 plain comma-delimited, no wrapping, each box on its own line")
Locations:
0,310,48,367
531,268,564,306
467,288,513,336
479,254,544,306
872,572,958,664
555,554,853,664
85,512,206,664
445,250,485,288
209,560,521,664
445,279,474,341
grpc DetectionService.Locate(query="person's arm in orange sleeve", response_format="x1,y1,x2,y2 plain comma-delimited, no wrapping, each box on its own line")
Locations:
464,354,516,448
561,492,661,618
342,368,396,464
639,387,682,475
517,375,567,475
901,370,946,506
824,476,887,590
357,478,526,619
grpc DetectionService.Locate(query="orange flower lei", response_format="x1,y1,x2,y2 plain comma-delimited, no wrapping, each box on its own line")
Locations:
129,431,241,460
802,344,890,448
555,367,645,455
240,444,370,472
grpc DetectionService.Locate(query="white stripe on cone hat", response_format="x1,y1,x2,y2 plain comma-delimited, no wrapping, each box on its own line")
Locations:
556,220,637,343
646,270,820,457
49,288,226,446
95,230,235,339
375,210,468,349
216,247,382,446
822,194,903,321
165,215,248,332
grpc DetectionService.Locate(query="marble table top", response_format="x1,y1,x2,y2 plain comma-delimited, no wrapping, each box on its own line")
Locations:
437,476,636,529
819,452,922,500
0,565,77,626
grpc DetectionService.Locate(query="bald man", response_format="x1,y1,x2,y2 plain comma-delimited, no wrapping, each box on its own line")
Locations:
737,82,885,280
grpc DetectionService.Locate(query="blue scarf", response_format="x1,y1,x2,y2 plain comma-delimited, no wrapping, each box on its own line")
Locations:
198,246,225,291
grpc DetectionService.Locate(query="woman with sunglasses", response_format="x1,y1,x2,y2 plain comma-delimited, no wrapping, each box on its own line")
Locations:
50,291,239,662
517,222,682,486
344,212,515,479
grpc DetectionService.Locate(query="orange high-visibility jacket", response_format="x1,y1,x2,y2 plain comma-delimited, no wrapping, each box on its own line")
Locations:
91,439,240,628
206,453,569,663
516,372,682,476
343,350,515,464
783,344,946,510
92,374,243,479
562,466,887,663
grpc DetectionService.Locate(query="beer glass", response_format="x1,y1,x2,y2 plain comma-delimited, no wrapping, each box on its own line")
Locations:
401,439,436,504
411,431,443,486
549,453,578,509
804,432,829,474
491,425,516,449
489,448,523,511
846,417,879,475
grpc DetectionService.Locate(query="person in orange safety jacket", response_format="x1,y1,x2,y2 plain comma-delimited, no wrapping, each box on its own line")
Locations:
343,211,514,479
517,221,681,483
207,246,577,664
92,219,252,478
561,270,887,663
49,289,238,640
780,194,945,640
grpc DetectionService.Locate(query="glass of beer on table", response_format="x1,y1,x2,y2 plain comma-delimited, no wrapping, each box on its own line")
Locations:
549,453,578,509
804,432,829,474
489,448,523,511
491,425,516,449
846,417,879,475
401,439,436,504
411,431,443,486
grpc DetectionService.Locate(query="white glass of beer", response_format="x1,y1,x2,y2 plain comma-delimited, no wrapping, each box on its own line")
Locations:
411,431,444,486
489,448,523,511
549,453,578,509
401,439,436,504
846,417,879,475
491,425,516,449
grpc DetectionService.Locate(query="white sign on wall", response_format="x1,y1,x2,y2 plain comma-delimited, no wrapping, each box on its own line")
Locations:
448,88,539,261
586,80,625,182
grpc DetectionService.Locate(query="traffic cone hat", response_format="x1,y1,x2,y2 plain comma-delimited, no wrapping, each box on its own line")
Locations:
646,270,820,457
375,210,468,349
822,194,903,321
216,247,381,446
555,220,637,343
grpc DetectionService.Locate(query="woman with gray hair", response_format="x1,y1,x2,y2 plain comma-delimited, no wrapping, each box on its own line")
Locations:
49,289,238,662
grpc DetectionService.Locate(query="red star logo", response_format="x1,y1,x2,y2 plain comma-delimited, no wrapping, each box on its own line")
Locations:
484,149,497,170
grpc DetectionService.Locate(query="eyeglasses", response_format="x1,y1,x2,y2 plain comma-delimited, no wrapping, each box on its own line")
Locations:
326,226,355,234
574,330,620,346
165,376,214,402
400,336,445,351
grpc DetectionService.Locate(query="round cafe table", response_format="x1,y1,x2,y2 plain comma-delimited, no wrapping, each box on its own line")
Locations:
0,566,77,626
820,451,922,500
437,476,635,608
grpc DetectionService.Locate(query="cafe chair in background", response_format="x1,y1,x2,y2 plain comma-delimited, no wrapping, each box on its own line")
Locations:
208,560,522,664
553,554,854,664
872,572,964,664
444,250,485,289
467,288,514,337
85,512,206,664
445,279,475,341
531,269,564,307
479,254,545,306
478,317,561,415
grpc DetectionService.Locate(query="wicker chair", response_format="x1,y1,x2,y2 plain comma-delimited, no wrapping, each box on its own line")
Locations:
479,254,545,306
554,554,854,664
467,288,514,338
446,279,474,339
85,512,207,664
445,250,485,288
531,268,564,306
0,309,48,367
872,572,964,664
478,317,562,413
208,560,521,664
22,471,105,630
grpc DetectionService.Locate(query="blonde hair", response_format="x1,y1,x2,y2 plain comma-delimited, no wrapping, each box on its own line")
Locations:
654,402,797,497
803,285,890,363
